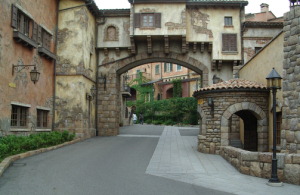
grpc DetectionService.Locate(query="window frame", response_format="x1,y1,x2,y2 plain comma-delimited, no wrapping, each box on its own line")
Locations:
37,109,49,128
11,105,28,128
164,63,173,73
224,16,233,27
155,64,160,75
134,13,161,28
176,65,182,71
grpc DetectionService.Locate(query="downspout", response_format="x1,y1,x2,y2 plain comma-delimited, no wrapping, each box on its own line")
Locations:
52,0,59,131
240,3,245,70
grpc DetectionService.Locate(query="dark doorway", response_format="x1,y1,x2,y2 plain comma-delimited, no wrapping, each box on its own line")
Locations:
235,110,258,151
166,88,173,99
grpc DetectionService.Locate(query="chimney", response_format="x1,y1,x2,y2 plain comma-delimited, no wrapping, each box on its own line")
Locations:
260,3,269,12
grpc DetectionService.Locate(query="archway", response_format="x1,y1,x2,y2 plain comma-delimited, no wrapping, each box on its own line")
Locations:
97,52,209,136
166,87,173,99
220,102,268,152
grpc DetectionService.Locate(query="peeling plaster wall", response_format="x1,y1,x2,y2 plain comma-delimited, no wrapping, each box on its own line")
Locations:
97,17,131,48
133,3,186,36
56,0,96,137
0,0,57,135
186,7,242,61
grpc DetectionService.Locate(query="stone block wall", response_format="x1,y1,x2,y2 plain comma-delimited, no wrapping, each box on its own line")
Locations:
220,146,300,185
282,6,300,153
196,90,269,154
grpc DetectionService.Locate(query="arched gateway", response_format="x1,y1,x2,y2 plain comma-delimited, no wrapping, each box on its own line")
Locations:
97,52,209,136
95,1,249,136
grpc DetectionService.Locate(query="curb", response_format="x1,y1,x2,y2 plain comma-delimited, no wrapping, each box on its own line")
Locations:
0,137,85,177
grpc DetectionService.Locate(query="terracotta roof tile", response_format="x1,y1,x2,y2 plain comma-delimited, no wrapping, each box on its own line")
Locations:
197,79,267,92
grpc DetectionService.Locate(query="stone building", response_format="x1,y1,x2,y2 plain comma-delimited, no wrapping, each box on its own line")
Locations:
55,0,99,137
0,0,57,136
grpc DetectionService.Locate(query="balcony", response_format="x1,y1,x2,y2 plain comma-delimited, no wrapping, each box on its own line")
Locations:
38,47,56,61
13,31,37,49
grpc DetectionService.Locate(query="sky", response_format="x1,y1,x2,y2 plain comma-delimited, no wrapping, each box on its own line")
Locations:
94,0,290,17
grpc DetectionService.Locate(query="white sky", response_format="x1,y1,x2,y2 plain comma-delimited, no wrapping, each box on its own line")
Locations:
94,0,290,17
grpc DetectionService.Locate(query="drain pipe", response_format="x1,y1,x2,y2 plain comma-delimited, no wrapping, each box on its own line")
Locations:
95,18,100,136
52,0,60,131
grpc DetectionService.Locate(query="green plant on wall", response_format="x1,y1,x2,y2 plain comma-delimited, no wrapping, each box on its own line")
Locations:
128,72,154,103
172,79,182,98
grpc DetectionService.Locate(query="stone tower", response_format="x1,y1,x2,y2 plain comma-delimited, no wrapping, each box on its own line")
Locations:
282,4,300,153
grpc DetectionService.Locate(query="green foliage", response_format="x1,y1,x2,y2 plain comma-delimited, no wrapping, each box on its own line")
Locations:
172,79,182,98
128,72,154,102
133,97,198,126
0,131,75,162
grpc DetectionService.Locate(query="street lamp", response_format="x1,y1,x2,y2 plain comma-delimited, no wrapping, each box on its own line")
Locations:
266,68,283,186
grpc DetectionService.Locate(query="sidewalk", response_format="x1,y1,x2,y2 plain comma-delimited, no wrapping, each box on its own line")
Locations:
145,126,300,195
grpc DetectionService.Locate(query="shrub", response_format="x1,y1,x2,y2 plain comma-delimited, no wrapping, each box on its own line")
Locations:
0,131,75,163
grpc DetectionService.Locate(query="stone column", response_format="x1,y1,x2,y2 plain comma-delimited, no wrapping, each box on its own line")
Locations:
97,70,120,136
282,6,300,153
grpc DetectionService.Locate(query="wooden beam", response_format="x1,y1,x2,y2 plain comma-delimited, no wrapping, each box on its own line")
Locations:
147,35,152,54
164,35,169,54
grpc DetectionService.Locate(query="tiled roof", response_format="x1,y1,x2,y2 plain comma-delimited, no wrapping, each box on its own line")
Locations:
196,79,267,92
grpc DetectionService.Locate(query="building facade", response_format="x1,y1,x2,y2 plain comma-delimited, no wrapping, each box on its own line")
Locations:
0,0,57,136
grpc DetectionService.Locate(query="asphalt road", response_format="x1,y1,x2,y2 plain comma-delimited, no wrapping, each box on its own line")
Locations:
0,125,232,195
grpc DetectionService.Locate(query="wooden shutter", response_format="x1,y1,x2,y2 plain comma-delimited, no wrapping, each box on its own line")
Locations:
19,14,24,34
11,5,18,28
154,13,161,28
222,34,237,52
37,25,42,45
164,63,167,72
134,13,141,28
170,63,173,72
32,22,38,42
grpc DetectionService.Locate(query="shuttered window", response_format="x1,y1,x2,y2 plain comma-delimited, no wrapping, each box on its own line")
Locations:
11,4,32,38
222,34,237,52
155,64,160,75
164,63,173,72
134,13,161,28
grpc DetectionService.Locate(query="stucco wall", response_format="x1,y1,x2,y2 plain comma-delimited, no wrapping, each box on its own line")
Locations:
239,32,284,151
0,0,57,135
56,0,97,137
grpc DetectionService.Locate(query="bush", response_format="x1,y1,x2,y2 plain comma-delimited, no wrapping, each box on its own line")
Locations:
134,97,199,125
0,131,75,163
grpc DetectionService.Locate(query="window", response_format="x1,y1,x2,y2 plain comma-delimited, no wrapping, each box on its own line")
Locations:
37,26,56,60
255,47,262,53
37,109,49,128
177,65,182,71
222,34,237,52
155,64,160,75
134,13,161,28
11,5,33,37
11,105,28,127
11,4,37,48
164,63,173,72
224,17,233,26
276,112,282,146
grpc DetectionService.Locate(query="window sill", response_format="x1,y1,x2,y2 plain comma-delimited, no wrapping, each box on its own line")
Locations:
224,25,234,28
10,128,30,132
38,47,56,61
138,27,157,30
13,30,37,49
222,51,238,55
36,128,51,132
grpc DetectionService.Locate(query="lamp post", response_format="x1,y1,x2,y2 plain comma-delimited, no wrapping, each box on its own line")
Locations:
266,68,283,186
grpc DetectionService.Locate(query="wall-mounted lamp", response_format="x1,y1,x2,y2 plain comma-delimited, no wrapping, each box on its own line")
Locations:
208,97,214,117
90,85,97,97
99,75,106,90
12,64,40,84
86,85,97,101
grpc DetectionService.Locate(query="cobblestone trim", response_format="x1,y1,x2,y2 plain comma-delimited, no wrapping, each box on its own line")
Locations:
0,138,86,177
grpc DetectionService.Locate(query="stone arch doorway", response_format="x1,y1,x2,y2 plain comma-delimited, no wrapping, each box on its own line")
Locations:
221,102,268,152
97,52,209,136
